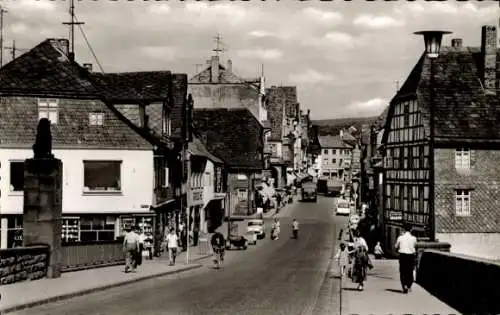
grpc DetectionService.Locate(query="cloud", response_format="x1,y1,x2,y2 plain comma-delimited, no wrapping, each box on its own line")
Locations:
324,32,355,46
248,30,276,38
302,8,343,25
289,69,336,85
148,4,171,14
353,14,404,29
6,0,56,13
346,98,388,116
237,49,283,60
140,46,177,61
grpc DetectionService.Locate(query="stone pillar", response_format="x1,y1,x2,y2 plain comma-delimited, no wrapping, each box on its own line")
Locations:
0,217,8,249
23,158,63,279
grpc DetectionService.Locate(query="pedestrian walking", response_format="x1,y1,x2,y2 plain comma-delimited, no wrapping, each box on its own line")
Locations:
292,218,299,239
123,226,140,273
334,242,349,277
165,228,179,266
395,223,417,294
374,241,384,259
349,230,372,291
136,227,146,268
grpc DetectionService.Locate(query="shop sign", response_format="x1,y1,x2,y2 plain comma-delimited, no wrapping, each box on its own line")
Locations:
189,187,204,206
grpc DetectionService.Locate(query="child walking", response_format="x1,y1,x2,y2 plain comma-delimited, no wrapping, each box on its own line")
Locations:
334,242,349,277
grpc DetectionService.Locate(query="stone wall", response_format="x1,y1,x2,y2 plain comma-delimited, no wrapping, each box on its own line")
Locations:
0,245,49,285
436,232,500,261
417,249,500,314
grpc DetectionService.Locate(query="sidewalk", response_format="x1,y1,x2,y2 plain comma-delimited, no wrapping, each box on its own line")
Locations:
340,256,459,314
0,248,209,314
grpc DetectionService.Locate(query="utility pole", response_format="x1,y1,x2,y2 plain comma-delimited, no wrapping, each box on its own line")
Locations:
213,33,225,56
62,0,84,60
0,5,8,68
181,94,194,264
4,41,28,60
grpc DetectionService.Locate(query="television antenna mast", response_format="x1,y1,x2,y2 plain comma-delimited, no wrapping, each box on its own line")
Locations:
213,33,225,56
62,0,84,60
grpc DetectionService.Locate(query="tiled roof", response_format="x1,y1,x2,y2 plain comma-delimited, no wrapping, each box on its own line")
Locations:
265,87,285,141
0,39,99,98
193,108,264,170
318,135,352,149
92,71,171,104
188,136,224,164
0,97,151,149
386,46,500,142
0,39,151,149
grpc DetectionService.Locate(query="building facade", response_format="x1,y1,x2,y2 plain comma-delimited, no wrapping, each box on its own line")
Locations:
194,108,264,216
0,39,156,248
317,135,354,181
381,25,500,260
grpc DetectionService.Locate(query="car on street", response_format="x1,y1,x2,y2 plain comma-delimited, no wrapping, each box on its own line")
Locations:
335,200,350,216
247,219,266,239
244,230,258,245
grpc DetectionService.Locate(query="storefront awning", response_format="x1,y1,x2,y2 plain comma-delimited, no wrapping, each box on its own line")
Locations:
150,199,176,211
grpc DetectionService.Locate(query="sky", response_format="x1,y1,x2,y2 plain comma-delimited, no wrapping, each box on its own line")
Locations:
1,0,499,120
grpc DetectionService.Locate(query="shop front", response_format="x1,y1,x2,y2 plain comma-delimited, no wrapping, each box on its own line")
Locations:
188,186,204,245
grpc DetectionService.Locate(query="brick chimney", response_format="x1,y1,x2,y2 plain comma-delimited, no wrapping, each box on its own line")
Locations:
210,56,219,83
227,59,232,73
481,25,497,93
451,38,462,48
83,63,93,72
50,39,69,56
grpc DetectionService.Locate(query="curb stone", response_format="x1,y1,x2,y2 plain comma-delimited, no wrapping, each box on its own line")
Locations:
0,264,203,314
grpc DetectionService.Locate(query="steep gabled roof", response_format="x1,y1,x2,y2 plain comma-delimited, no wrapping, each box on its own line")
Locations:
265,87,285,141
384,46,500,144
188,136,224,164
92,71,172,104
0,39,99,98
193,108,263,170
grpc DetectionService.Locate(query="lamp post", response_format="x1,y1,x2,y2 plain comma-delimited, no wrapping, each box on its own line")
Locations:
414,30,451,242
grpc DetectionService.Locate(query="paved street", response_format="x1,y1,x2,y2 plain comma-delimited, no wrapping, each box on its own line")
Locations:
12,196,345,315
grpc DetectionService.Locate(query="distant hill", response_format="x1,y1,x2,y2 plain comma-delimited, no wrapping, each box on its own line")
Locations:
312,116,377,137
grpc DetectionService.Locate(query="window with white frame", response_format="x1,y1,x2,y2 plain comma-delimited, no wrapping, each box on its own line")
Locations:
89,112,104,126
455,190,471,216
83,160,122,192
38,99,59,124
323,149,328,155
455,148,470,169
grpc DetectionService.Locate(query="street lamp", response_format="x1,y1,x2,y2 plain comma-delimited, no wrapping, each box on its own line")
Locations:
414,30,451,242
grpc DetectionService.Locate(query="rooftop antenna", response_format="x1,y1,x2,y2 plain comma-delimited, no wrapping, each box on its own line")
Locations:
4,40,29,60
212,33,225,56
0,5,8,67
62,0,84,61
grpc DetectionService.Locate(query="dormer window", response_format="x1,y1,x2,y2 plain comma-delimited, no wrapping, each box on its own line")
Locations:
38,99,58,124
89,112,104,126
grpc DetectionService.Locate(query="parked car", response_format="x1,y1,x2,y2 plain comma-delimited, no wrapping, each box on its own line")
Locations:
335,200,350,216
245,231,258,245
247,219,266,239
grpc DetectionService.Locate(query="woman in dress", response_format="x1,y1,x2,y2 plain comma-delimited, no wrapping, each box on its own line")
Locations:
350,230,371,291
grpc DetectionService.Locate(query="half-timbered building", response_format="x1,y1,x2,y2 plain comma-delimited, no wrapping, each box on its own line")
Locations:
381,25,500,260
